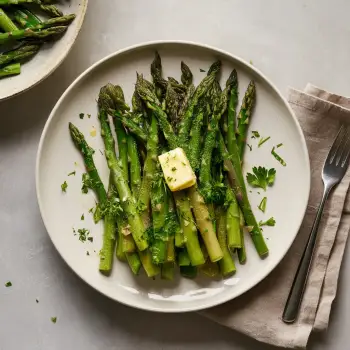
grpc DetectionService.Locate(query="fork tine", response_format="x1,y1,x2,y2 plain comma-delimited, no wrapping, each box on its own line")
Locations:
341,131,350,168
328,125,346,164
336,127,350,165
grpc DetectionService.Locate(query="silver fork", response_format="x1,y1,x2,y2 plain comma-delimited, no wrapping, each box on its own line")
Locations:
282,125,350,324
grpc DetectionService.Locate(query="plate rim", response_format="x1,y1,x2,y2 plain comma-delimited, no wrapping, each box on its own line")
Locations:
0,0,89,102
35,40,311,313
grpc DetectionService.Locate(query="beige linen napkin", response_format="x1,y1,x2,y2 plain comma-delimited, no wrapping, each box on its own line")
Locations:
202,84,350,348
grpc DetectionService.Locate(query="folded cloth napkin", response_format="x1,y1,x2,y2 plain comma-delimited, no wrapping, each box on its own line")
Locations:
202,84,350,349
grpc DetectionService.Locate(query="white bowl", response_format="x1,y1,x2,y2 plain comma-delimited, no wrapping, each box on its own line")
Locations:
0,0,88,101
36,41,310,312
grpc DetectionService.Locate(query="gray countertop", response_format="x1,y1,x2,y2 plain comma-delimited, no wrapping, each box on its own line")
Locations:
1,1,350,349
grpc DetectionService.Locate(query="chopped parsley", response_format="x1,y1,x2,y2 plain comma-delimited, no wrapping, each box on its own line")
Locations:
88,207,94,213
247,144,252,151
88,237,93,243
99,149,104,155
51,317,57,324
68,171,76,176
200,68,206,72
258,136,271,148
61,181,68,192
79,113,84,119
272,147,287,166
277,143,283,148
259,217,276,227
251,131,260,139
5,281,12,287
246,166,276,191
171,167,177,172
81,214,84,221
258,197,267,212
87,114,91,118
36,299,39,303
78,228,90,242
86,251,90,256
249,60,253,65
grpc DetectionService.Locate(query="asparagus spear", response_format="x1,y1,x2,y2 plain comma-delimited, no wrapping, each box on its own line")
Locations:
69,123,119,273
168,193,184,248
39,4,63,17
177,61,221,149
226,187,241,249
218,132,268,257
31,14,75,28
127,135,142,196
0,0,41,4
97,103,148,252
12,8,41,28
237,209,246,264
161,262,175,280
150,51,167,101
216,206,236,277
150,173,169,264
0,62,20,77
0,7,18,31
0,26,67,45
0,43,39,65
236,81,256,159
180,61,193,87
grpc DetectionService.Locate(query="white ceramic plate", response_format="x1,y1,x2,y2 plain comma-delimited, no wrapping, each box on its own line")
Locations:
0,0,88,101
36,41,310,312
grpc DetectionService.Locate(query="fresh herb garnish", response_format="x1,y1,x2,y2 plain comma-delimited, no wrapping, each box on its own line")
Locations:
81,173,92,194
79,113,84,119
36,299,39,303
277,143,283,148
251,131,260,139
258,136,271,147
246,166,276,190
51,317,57,324
87,114,91,118
200,68,206,72
272,147,287,166
249,60,253,65
99,149,104,155
78,228,90,242
171,167,177,172
247,144,252,151
86,251,90,256
81,214,84,220
88,237,93,243
68,171,76,176
259,217,276,227
61,181,68,192
5,281,12,287
258,197,267,212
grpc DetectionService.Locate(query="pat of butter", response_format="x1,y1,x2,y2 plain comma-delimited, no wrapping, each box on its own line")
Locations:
158,148,196,192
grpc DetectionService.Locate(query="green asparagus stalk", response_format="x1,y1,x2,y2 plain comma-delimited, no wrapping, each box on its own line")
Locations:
187,107,205,172
236,81,256,159
0,26,67,45
237,209,246,264
218,132,268,257
69,123,118,273
31,14,75,28
125,252,141,275
161,263,175,280
181,61,193,87
216,206,236,277
39,4,63,17
12,8,41,28
150,173,169,264
137,114,158,227
0,7,18,31
0,43,39,65
150,51,167,101
167,195,184,248
173,191,205,266
0,0,41,4
226,69,239,155
226,187,241,249
127,135,142,197
138,246,160,278
97,105,148,252
177,248,191,266
178,62,221,148
180,266,197,279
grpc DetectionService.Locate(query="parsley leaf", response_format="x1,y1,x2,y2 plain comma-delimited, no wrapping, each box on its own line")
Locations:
79,113,84,119
258,136,271,147
78,228,90,242
247,144,252,151
258,197,267,212
5,281,12,287
68,171,76,176
246,166,276,191
81,214,84,221
51,317,57,324
61,181,68,192
251,131,260,138
259,217,276,227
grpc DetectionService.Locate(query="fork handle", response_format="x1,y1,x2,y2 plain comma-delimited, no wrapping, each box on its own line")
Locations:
282,185,332,323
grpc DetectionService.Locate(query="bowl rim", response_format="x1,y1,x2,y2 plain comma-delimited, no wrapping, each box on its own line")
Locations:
0,0,89,102
35,40,311,313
